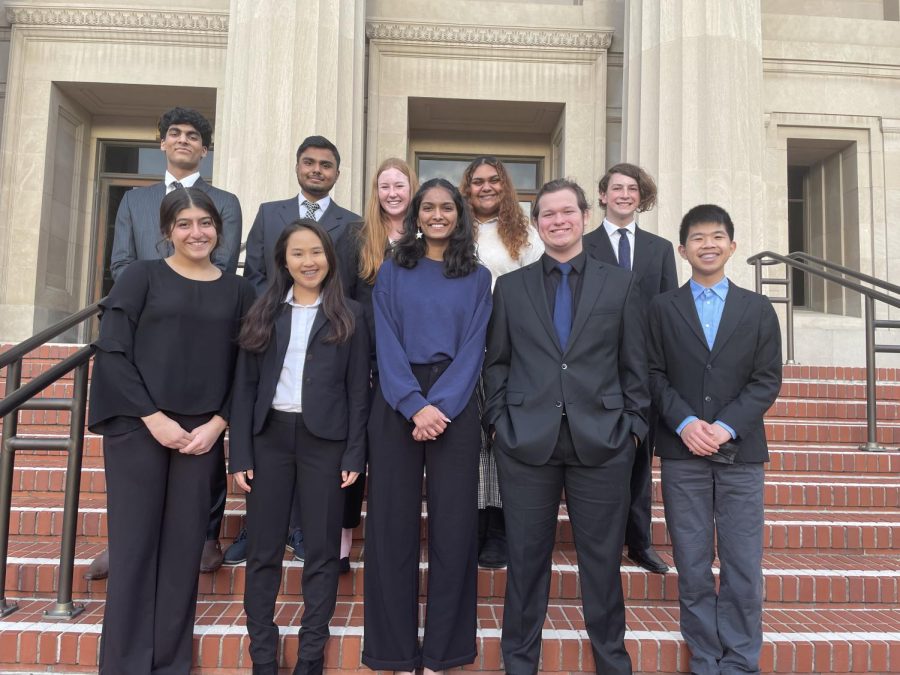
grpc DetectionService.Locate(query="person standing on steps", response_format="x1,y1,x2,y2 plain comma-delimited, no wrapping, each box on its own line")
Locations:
335,157,419,573
362,178,491,674
225,134,361,566
648,204,782,675
484,178,648,675
229,220,370,675
459,156,543,569
582,163,677,576
86,106,243,581
89,187,253,674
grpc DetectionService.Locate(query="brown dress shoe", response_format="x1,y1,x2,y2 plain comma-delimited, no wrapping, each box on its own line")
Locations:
200,539,224,573
84,548,109,580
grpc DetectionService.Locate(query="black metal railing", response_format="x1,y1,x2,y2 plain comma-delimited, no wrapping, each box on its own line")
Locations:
747,251,899,452
0,300,103,618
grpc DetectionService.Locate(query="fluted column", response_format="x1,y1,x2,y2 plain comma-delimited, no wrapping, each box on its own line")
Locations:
216,0,366,229
623,0,767,286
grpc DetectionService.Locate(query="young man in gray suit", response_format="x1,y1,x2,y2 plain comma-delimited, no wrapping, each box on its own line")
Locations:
648,204,782,675
484,178,649,674
109,107,242,280
87,107,242,581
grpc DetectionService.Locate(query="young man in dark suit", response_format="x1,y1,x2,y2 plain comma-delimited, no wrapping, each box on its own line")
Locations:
243,135,360,295
647,204,782,675
484,178,649,675
228,136,361,565
88,107,242,580
583,163,677,574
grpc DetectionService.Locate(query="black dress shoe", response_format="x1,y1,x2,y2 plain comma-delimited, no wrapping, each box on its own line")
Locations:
252,661,278,675
339,556,351,574
84,548,109,580
478,507,508,569
222,527,248,565
627,547,670,574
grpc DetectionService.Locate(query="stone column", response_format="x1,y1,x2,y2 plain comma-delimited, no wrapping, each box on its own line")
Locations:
622,0,767,287
216,0,366,229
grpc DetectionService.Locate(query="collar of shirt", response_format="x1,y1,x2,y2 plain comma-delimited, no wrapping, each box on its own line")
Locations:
474,216,499,228
541,250,586,276
165,171,200,191
602,219,636,238
689,276,730,301
283,289,322,309
298,194,331,220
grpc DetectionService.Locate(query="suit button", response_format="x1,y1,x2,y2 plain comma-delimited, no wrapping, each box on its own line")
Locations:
307,354,313,361
706,364,712,370
555,401,563,408
561,364,568,370
704,395,711,402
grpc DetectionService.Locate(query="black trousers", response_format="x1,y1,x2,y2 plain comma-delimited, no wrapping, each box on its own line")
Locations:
496,419,634,675
100,413,222,675
624,408,657,552
244,410,345,674
362,363,479,671
207,456,227,540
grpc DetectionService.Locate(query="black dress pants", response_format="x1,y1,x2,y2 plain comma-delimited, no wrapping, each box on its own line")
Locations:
100,413,222,675
624,409,656,553
362,363,479,671
496,419,634,675
244,410,344,674
207,456,227,540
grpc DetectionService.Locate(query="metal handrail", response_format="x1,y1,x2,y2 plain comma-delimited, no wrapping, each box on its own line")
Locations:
747,250,900,452
0,303,103,619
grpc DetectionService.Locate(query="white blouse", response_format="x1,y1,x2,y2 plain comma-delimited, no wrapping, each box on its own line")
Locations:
475,217,545,289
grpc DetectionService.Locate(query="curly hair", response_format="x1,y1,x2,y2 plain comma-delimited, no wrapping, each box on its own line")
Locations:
393,178,478,279
598,162,658,213
158,107,213,148
358,158,419,284
460,156,531,261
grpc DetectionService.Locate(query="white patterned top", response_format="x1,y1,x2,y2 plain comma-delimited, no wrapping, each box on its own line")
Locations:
475,217,545,289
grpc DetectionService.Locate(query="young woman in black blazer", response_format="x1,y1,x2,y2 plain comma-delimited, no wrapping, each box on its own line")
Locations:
229,219,370,675
88,187,254,674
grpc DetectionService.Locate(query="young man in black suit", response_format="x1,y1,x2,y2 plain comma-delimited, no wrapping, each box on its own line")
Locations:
583,163,677,574
484,178,649,674
647,204,782,675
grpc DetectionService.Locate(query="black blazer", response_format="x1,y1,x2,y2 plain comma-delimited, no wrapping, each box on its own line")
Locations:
647,281,782,463
334,222,376,360
243,196,361,295
228,300,370,474
583,225,678,309
483,255,650,467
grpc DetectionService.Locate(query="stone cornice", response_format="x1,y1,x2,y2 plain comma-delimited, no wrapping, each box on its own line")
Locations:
5,5,228,32
882,118,900,135
366,20,612,51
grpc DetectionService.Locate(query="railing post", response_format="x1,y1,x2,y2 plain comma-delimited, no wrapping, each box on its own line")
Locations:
43,359,88,620
753,259,762,294
0,361,22,617
860,295,887,452
784,262,796,365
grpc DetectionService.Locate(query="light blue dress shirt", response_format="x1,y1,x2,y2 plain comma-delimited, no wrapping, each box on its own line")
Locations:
675,277,737,439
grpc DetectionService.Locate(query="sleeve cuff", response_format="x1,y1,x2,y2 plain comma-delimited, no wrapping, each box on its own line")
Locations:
714,420,737,439
397,391,431,421
676,415,699,435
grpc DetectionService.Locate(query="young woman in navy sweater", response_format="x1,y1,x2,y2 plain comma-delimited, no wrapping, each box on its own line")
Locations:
362,178,492,674
229,220,370,675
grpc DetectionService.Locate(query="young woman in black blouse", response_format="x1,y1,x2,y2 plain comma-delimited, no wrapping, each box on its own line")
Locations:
88,187,254,674
229,220,370,675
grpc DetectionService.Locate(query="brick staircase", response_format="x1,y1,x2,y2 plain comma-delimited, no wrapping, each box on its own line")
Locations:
0,346,898,673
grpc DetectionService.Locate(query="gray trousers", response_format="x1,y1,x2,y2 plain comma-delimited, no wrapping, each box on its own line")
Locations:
660,458,764,675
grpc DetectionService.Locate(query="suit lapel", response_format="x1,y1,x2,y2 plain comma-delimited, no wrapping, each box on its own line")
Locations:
709,283,749,360
279,197,300,227
307,306,328,347
566,258,607,351
274,304,293,369
523,263,561,351
672,283,709,351
632,228,653,281
319,201,344,235
586,227,617,265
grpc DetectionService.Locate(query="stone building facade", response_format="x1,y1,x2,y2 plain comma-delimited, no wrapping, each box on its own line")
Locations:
0,0,897,364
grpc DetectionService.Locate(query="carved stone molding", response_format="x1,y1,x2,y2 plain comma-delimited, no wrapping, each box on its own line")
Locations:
5,5,228,32
366,20,612,51
882,118,900,135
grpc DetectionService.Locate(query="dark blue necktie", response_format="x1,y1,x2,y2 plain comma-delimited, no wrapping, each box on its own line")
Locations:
617,228,631,271
553,262,573,350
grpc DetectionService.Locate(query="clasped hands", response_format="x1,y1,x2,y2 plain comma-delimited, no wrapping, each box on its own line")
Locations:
141,411,226,456
412,404,450,441
679,419,732,456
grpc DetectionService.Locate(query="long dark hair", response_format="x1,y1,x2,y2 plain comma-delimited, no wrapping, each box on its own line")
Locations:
239,219,354,352
392,178,478,278
158,187,223,257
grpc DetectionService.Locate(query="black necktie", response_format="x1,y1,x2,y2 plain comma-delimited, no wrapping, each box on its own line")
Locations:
617,228,631,271
171,181,184,191
553,263,573,350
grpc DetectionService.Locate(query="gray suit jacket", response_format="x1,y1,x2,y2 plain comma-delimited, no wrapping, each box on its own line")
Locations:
109,178,242,280
243,195,361,296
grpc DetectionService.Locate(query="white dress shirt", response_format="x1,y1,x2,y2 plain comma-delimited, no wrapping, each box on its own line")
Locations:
165,170,200,193
271,292,322,412
602,219,636,269
475,217,545,289
297,194,331,221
